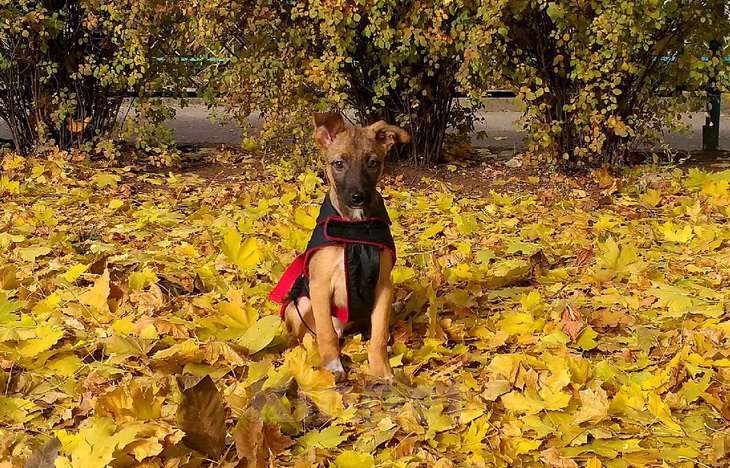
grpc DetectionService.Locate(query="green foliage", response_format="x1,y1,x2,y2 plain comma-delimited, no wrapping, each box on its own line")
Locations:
192,0,322,166
196,0,481,165
0,0,189,157
2,1,727,166
295,0,480,164
466,0,730,168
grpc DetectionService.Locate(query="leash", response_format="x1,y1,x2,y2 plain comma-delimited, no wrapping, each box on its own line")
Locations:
294,298,317,336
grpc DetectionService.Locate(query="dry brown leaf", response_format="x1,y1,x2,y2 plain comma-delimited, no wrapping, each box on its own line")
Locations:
575,247,594,268
540,447,579,468
177,375,225,459
561,304,585,341
230,421,293,468
24,437,60,468
591,309,635,329
233,408,265,468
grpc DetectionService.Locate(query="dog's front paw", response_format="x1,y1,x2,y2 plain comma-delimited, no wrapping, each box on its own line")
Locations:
323,358,347,382
368,362,394,381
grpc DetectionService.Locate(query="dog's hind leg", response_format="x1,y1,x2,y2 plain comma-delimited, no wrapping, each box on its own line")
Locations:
284,297,344,341
331,316,344,339
284,297,315,341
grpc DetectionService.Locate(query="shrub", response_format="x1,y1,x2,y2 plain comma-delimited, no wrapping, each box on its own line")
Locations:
195,0,481,165
297,1,480,165
466,0,730,169
0,0,188,156
192,0,322,165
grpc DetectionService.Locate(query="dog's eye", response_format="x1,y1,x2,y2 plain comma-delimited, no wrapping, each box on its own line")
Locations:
367,159,379,169
332,160,345,170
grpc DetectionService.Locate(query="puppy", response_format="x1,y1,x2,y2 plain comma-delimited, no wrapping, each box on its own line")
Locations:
269,112,410,380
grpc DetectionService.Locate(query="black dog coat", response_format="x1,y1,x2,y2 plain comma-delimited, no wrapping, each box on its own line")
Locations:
269,194,396,334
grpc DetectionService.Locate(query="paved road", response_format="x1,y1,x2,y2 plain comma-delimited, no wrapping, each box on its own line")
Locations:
471,111,730,155
2,99,728,153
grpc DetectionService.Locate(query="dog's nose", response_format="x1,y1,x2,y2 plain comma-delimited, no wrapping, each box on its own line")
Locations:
350,191,365,205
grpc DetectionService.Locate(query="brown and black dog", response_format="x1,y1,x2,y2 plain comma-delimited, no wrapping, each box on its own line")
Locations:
281,112,410,380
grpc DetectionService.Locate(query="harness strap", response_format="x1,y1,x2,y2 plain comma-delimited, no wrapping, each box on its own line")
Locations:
294,299,317,336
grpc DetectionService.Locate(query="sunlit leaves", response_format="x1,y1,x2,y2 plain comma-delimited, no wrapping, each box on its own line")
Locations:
0,397,40,424
574,387,610,424
647,392,682,433
334,450,374,468
284,340,343,417
3,156,730,466
593,236,641,281
96,381,163,422
657,221,694,243
62,263,88,283
17,245,52,262
91,173,121,188
221,228,261,271
17,324,64,358
53,417,181,467
240,315,282,354
298,425,347,450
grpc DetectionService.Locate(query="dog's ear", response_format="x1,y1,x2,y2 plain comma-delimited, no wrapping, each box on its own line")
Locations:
368,121,411,151
313,112,346,148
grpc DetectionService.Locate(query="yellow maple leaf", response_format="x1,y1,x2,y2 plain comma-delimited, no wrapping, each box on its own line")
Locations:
657,222,694,243
298,424,347,450
217,288,258,330
543,354,571,392
501,389,546,415
285,345,342,417
221,228,261,270
18,324,64,358
54,417,138,467
594,236,640,280
334,450,374,468
391,266,416,284
79,269,110,314
538,386,572,411
574,387,609,424
0,175,20,194
294,207,316,229
46,354,83,377
647,392,682,432
96,381,163,422
424,403,455,438
62,263,88,283
639,188,662,207
91,173,120,188
461,416,491,454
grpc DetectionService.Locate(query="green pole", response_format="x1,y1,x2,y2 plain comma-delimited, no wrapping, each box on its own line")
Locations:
703,40,722,151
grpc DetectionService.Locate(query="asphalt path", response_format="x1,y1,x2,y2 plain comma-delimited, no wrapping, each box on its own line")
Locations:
2,99,728,153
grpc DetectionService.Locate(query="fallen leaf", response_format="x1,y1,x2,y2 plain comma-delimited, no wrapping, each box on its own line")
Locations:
24,437,60,468
222,229,261,270
79,269,111,315
176,375,226,458
574,387,609,424
334,450,374,468
541,447,579,468
560,304,585,341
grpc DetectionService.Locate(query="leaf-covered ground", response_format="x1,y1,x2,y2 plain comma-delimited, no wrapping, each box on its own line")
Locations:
1,150,729,467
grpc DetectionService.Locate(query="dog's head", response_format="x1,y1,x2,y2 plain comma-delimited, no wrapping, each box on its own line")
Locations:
313,112,410,218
